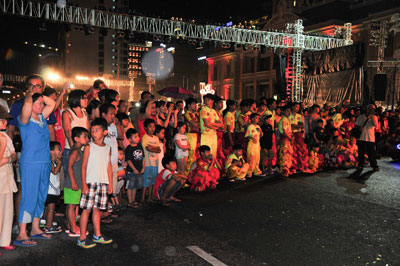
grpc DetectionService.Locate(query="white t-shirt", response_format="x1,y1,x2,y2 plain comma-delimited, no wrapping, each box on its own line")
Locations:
356,114,376,143
48,162,60,196
174,133,189,159
86,142,111,184
104,123,118,165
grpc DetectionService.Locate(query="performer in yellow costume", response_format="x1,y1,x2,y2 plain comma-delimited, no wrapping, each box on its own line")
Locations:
225,145,249,181
245,113,263,177
184,97,200,174
278,105,295,177
200,94,223,158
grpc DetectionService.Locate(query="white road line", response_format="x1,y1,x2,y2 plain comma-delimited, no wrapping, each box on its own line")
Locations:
186,246,228,266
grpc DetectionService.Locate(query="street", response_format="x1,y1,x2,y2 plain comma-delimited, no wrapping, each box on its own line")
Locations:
2,158,400,266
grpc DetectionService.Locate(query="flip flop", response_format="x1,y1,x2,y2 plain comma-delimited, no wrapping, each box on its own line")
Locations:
30,233,53,240
13,239,37,247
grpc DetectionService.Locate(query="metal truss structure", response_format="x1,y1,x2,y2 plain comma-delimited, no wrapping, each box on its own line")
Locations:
0,0,353,101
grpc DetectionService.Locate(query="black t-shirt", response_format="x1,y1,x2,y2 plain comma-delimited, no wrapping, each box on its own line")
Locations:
125,143,144,172
314,126,325,142
260,124,273,149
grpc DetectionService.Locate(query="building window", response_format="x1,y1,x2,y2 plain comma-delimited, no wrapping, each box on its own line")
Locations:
99,52,104,57
213,63,218,80
99,59,104,65
243,56,255,74
99,44,104,50
99,66,104,72
258,56,270,72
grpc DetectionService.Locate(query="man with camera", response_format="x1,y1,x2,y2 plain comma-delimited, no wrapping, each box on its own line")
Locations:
355,104,380,172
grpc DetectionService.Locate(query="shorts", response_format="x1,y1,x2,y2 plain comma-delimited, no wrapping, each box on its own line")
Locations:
126,172,143,190
157,178,182,200
143,166,158,188
64,188,82,205
116,179,125,195
80,183,108,210
46,194,59,205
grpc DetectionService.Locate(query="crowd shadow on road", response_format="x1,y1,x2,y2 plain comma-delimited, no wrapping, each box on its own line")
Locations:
335,169,376,196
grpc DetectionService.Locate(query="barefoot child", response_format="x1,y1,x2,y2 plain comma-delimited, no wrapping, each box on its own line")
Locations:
174,122,190,174
65,127,89,237
125,128,145,208
141,119,161,204
153,157,187,206
78,118,113,248
44,141,63,234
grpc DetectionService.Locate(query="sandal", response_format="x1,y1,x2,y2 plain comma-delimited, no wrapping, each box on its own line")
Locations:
101,217,113,224
13,239,37,247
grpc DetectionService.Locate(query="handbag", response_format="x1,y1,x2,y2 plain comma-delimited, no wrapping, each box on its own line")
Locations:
350,117,369,139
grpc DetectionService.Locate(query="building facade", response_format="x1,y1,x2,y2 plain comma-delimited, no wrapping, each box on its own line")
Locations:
206,0,400,106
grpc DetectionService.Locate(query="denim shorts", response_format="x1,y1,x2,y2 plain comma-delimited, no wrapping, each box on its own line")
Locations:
126,172,143,190
157,178,182,200
143,166,158,187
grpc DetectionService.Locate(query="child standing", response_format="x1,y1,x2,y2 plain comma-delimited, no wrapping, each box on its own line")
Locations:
141,119,161,204
125,128,145,208
116,147,126,205
245,113,263,177
174,122,190,174
155,125,166,172
44,141,63,234
65,127,89,238
260,115,274,174
78,118,113,248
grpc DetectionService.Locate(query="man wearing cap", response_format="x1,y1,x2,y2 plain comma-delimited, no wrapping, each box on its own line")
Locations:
199,94,223,158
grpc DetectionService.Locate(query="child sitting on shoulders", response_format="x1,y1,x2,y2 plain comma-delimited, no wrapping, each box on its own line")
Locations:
153,157,187,206
44,141,63,234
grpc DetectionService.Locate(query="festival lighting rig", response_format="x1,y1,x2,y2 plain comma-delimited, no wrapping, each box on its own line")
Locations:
0,0,353,102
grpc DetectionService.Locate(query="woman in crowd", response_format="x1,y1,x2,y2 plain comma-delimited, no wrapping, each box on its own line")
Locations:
15,90,55,247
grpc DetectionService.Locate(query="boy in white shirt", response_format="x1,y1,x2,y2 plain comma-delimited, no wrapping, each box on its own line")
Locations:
78,118,113,249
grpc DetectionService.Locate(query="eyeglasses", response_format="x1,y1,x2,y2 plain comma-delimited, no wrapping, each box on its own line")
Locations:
27,83,43,90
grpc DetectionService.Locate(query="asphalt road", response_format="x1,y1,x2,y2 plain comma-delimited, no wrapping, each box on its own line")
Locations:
2,158,400,266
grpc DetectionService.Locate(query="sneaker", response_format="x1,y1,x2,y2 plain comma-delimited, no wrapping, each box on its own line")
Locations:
234,177,246,182
44,226,62,234
77,238,96,249
92,235,113,244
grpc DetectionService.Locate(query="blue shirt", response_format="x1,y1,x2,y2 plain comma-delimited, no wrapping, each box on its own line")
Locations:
9,98,56,127
18,114,51,164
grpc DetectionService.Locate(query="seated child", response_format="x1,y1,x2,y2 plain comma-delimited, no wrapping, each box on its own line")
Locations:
188,145,221,192
153,157,187,206
44,141,63,234
225,144,249,181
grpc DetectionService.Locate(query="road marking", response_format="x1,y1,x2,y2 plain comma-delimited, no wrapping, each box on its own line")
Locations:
186,245,228,266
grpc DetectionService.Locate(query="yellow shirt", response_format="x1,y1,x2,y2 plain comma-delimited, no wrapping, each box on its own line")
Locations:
279,116,292,137
224,111,235,133
200,105,217,135
289,113,303,133
264,109,276,129
245,123,262,143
